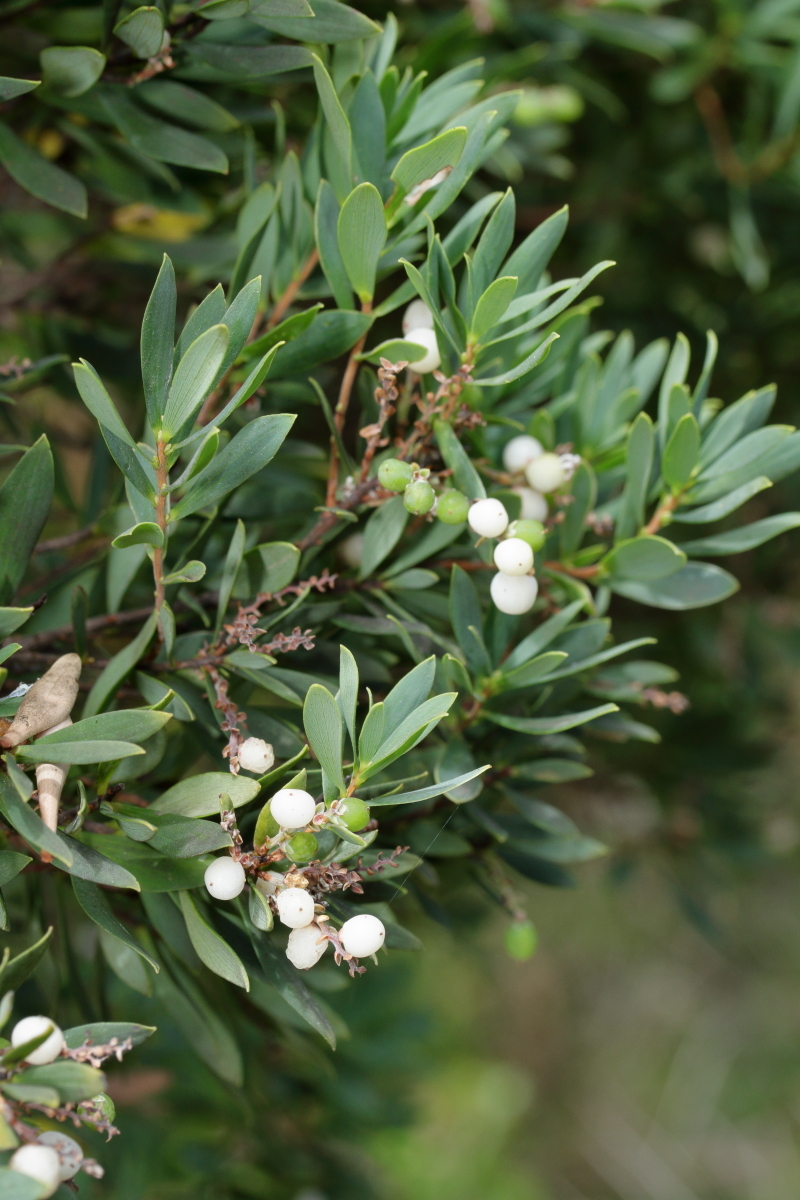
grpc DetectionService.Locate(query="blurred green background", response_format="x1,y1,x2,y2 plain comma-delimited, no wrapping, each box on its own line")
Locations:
6,0,800,1193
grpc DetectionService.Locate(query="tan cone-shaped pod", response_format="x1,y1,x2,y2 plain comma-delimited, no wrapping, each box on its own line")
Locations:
0,654,81,749
34,718,72,832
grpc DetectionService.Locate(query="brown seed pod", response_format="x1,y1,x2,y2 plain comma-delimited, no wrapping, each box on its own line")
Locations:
0,654,81,749
34,717,72,832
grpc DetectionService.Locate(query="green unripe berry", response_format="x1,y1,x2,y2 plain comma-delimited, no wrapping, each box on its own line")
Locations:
504,919,537,961
404,480,436,515
437,489,469,525
336,797,371,832
378,458,414,493
508,519,546,551
80,1092,116,1122
286,832,319,863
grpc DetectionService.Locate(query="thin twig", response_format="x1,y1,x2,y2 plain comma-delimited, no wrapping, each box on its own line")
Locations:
266,248,319,330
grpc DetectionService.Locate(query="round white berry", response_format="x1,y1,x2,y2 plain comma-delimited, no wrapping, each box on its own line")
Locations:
204,857,246,901
277,887,315,929
38,1132,83,1182
270,788,316,830
468,498,509,539
338,532,364,568
490,571,539,615
494,537,534,576
237,737,274,775
513,486,549,522
11,1016,64,1065
339,913,386,958
405,327,441,374
525,452,566,493
402,298,434,337
10,1145,61,1196
286,924,328,969
502,435,543,474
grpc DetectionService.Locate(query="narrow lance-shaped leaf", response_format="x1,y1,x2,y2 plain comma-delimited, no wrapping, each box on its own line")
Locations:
337,183,387,304
304,684,345,794
141,254,176,430
161,324,229,439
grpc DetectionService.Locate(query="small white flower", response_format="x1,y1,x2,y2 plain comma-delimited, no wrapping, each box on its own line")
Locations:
237,737,274,775
559,452,582,481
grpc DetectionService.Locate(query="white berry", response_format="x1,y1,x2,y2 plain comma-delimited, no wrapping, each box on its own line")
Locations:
286,924,328,969
270,788,316,830
513,486,549,522
402,299,434,337
204,857,246,900
490,571,539,614
237,737,274,775
11,1016,64,1064
10,1145,61,1196
468,498,509,539
340,913,386,958
494,538,534,576
338,532,364,568
38,1132,83,1181
503,435,543,473
277,887,315,929
405,327,441,373
525,452,566,493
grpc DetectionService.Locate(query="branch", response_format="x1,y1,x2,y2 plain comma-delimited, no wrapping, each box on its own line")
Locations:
266,247,319,330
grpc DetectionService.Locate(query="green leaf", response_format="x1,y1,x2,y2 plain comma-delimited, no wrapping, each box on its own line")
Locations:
163,561,206,585
152,772,260,817
138,80,239,132
315,180,354,310
161,324,229,439
248,925,336,1048
436,737,483,802
0,850,30,886
359,496,408,579
178,891,249,990
0,609,32,636
77,833,208,891
699,385,776,467
672,476,772,524
560,462,597,557
449,565,491,676
72,360,137,446
113,6,164,58
0,927,53,993
55,834,141,889
601,535,686,582
337,183,387,304
0,122,86,217
101,89,229,174
391,126,467,196
473,331,559,386
662,412,700,493
312,54,352,188
99,927,152,995
253,0,378,41
610,561,739,609
271,310,373,377
16,1061,105,1103
83,612,157,718
248,885,274,931
369,765,490,806
217,519,245,630
366,693,457,777
0,436,53,605
484,703,619,734
338,645,359,754
141,254,175,430
434,419,486,499
171,414,294,520
149,817,231,858
184,41,313,79
241,306,322,362
0,77,40,101
470,276,518,342
358,337,430,365
16,740,144,765
72,877,158,972
501,651,569,690
304,684,345,794
0,776,72,865
40,46,105,96
112,521,163,549
616,411,654,541
152,951,243,1084
0,1170,41,1199
678,514,800,557
514,758,594,783
63,1020,156,1049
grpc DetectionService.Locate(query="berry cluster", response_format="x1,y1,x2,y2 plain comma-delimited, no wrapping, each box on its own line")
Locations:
204,774,386,973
